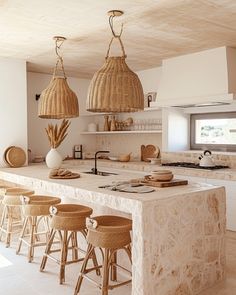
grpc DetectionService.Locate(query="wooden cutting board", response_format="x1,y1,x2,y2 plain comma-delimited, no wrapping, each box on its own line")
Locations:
5,146,26,167
141,144,160,162
3,146,15,165
140,178,188,188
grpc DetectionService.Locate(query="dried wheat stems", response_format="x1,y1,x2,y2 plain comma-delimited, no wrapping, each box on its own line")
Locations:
45,119,70,148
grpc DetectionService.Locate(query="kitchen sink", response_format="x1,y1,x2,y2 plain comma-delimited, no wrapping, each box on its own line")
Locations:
83,171,118,176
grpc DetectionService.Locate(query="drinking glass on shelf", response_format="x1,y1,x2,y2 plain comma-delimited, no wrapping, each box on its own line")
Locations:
140,119,145,130
151,119,155,130
146,119,152,130
155,119,162,130
133,119,139,131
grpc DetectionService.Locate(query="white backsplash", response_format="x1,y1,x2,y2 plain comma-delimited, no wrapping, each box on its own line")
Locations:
95,133,162,160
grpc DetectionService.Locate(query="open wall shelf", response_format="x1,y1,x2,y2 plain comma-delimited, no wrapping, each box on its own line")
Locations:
81,130,162,135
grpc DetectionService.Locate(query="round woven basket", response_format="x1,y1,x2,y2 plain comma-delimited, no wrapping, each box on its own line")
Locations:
38,77,79,119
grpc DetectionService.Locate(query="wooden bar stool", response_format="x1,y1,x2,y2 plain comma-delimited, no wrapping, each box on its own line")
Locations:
16,195,61,262
40,204,100,284
0,184,12,219
74,215,132,295
0,187,34,247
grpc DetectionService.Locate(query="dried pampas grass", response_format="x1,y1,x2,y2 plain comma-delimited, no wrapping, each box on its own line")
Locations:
45,119,70,148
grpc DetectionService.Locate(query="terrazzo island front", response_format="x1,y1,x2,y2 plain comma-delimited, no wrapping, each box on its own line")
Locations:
0,163,226,295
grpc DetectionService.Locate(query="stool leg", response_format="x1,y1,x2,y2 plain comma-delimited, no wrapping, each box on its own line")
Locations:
126,244,132,263
34,216,40,242
71,231,78,261
110,251,117,281
40,229,56,271
28,216,37,262
81,229,100,276
0,205,7,241
91,248,101,276
60,230,68,284
74,244,94,295
102,249,110,295
44,216,50,242
16,216,29,254
6,207,13,247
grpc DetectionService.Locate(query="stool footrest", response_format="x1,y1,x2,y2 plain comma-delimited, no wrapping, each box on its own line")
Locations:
80,272,132,290
19,239,47,248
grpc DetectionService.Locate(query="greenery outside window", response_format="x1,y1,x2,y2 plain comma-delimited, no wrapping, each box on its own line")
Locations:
190,112,236,151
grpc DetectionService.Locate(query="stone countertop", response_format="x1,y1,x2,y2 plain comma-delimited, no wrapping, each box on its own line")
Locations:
64,159,236,181
0,163,219,206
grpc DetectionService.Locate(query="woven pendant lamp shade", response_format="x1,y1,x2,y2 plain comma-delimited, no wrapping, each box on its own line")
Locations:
38,77,79,119
38,36,79,119
87,31,144,113
87,56,144,113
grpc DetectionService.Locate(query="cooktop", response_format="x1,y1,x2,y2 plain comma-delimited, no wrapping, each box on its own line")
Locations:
161,162,229,170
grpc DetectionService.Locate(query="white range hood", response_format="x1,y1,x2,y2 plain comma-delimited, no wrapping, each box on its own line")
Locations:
156,46,236,107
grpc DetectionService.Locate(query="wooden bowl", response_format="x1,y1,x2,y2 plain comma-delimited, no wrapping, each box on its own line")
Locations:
150,170,173,181
118,153,131,162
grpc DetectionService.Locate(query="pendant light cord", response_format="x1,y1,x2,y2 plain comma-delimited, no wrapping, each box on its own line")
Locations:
109,14,123,38
53,37,67,79
106,13,126,58
106,36,126,58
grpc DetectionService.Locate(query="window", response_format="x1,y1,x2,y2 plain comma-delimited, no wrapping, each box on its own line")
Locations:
190,112,236,151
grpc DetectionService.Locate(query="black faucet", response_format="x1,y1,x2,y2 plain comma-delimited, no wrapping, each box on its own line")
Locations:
93,151,110,174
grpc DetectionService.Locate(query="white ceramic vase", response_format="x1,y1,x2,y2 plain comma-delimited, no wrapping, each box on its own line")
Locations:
45,148,62,169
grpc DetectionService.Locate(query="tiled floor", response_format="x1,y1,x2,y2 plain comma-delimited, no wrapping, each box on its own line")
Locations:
199,231,236,295
0,237,131,295
0,231,235,295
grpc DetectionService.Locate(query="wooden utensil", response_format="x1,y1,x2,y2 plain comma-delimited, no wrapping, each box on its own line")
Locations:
141,145,145,161
118,152,132,162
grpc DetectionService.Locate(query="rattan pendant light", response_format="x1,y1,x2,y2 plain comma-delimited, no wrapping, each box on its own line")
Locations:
87,10,144,113
38,36,79,119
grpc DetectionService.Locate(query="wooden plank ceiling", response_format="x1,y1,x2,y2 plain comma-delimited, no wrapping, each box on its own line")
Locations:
0,0,236,78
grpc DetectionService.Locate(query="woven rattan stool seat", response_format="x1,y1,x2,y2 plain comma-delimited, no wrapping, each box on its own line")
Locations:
2,188,34,206
40,203,99,285
0,185,12,202
74,215,132,295
0,184,12,195
0,187,34,247
50,204,93,231
87,215,132,249
17,195,61,262
22,195,61,217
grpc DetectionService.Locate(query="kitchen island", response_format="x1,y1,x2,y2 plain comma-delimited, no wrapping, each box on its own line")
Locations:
0,164,226,295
